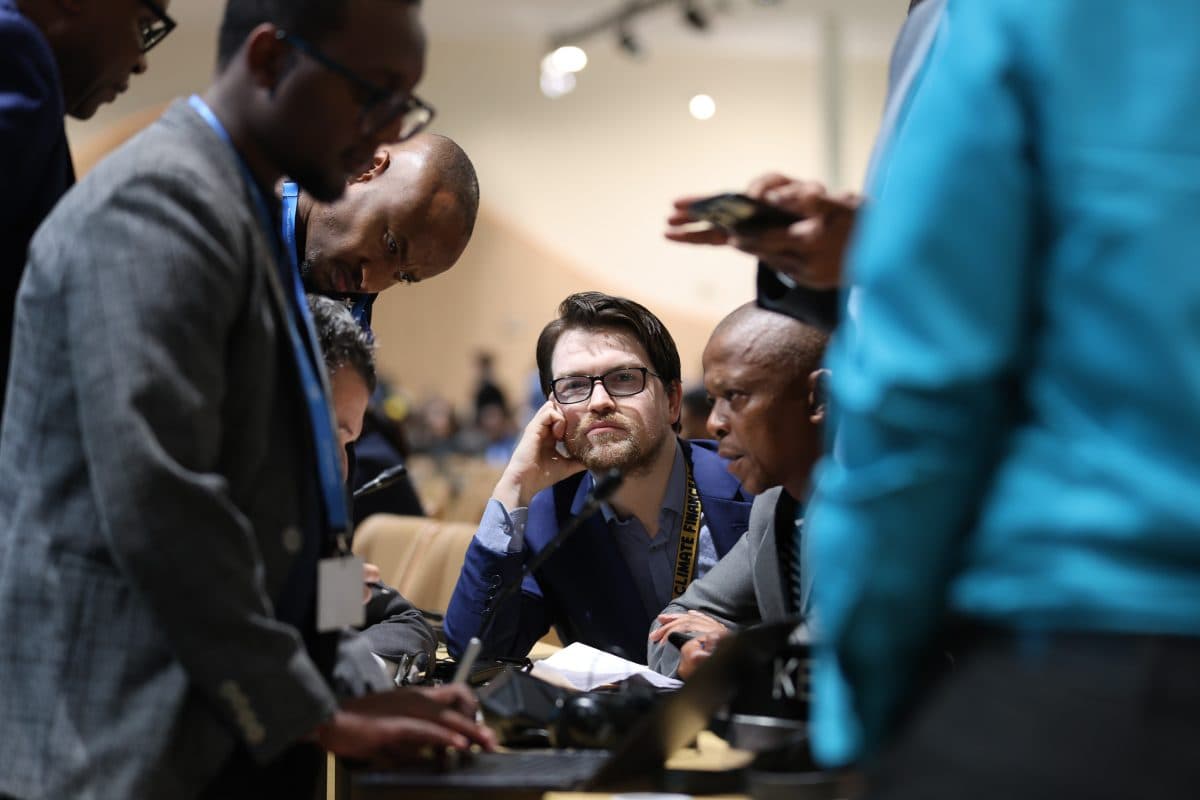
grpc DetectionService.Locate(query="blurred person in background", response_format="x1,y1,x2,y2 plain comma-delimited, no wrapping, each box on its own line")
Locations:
351,386,426,526
476,400,518,467
677,384,713,441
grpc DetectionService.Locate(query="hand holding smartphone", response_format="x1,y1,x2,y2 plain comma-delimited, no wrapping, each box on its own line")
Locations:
687,192,803,235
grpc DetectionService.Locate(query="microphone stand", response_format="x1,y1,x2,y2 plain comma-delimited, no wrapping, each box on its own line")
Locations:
352,463,409,499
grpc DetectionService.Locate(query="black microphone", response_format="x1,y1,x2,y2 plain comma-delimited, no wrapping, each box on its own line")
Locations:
476,468,623,644
352,463,409,499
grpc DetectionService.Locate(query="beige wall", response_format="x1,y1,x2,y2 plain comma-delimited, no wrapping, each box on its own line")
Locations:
369,204,733,414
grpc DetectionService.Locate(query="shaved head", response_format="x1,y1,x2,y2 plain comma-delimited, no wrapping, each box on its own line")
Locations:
708,302,828,384
386,132,480,243
703,303,828,496
299,132,479,295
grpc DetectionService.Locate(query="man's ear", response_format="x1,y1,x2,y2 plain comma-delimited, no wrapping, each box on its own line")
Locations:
349,149,391,185
808,368,830,424
244,24,292,93
667,379,684,429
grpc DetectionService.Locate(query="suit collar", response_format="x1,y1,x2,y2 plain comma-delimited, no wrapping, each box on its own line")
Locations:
568,437,750,515
591,439,687,523
170,98,299,412
685,438,750,502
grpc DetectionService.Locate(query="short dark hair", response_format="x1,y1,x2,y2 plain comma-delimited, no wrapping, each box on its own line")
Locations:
216,0,417,71
307,294,376,392
535,292,682,400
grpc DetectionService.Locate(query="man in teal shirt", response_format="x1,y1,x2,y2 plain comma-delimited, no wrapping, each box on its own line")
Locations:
808,1,1200,795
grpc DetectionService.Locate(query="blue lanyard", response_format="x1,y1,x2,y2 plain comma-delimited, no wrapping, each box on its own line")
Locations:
349,294,375,332
189,95,351,541
280,180,376,337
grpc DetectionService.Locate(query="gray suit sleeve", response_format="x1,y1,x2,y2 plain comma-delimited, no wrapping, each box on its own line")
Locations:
57,168,337,760
648,507,766,677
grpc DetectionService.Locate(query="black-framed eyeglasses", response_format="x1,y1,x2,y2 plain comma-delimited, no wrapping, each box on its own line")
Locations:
275,30,436,139
551,367,660,405
136,0,176,54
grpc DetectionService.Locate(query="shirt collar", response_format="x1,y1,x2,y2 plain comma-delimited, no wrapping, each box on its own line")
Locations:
594,438,686,524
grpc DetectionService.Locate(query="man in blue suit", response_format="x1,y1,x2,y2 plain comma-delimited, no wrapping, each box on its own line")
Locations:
445,292,754,662
808,1,1200,796
1,0,174,408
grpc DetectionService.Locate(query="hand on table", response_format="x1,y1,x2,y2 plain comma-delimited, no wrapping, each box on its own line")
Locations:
648,609,730,645
649,611,731,681
313,684,497,763
678,631,727,680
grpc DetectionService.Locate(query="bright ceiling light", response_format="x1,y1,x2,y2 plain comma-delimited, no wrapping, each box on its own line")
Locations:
547,45,589,74
540,69,577,99
689,94,716,120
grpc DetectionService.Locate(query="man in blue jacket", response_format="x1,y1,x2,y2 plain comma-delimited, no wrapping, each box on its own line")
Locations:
1,0,174,407
445,292,754,662
808,1,1200,796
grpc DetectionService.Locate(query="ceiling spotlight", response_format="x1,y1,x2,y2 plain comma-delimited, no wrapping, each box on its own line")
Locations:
682,1,709,31
545,45,589,74
540,69,577,99
689,94,716,120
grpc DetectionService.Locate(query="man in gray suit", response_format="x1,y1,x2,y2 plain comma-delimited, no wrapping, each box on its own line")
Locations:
649,303,828,678
0,0,494,797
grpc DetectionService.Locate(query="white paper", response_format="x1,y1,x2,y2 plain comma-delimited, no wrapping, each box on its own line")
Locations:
531,642,683,691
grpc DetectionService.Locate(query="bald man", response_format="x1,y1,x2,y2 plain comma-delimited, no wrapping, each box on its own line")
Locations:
648,303,828,678
282,131,479,330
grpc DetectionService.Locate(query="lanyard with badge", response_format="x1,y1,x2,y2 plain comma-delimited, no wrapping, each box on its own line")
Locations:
190,95,364,632
671,454,705,599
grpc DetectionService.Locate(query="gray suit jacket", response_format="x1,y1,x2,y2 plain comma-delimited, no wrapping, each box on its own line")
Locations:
0,99,341,798
648,488,807,676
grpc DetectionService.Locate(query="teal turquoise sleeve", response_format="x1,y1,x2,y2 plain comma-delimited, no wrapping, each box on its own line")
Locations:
807,0,1035,764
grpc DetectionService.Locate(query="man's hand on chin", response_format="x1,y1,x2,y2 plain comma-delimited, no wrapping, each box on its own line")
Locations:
491,400,586,510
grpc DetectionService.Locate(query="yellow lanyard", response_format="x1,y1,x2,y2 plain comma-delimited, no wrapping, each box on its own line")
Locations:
672,460,704,599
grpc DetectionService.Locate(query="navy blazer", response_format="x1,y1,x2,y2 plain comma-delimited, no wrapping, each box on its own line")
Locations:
1,0,74,406
445,439,754,661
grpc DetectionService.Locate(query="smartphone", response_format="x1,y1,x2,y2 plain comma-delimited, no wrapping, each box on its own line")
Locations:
687,192,802,234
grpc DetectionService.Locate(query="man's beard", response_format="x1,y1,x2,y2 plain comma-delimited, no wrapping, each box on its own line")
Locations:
565,412,666,475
